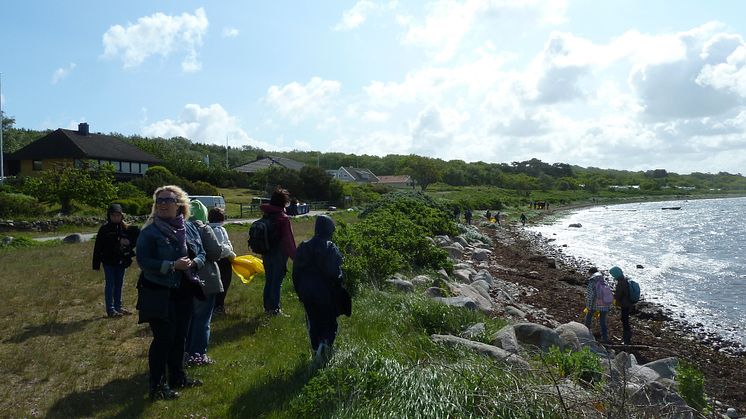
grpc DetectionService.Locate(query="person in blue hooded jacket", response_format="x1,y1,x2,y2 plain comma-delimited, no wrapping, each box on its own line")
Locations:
292,215,343,359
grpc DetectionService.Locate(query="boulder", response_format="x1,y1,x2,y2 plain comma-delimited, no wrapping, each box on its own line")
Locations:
452,269,472,284
436,269,450,282
434,235,452,246
424,287,448,298
385,279,414,293
556,328,581,352
460,322,485,340
629,365,662,384
469,280,491,298
546,258,558,269
454,284,493,313
430,334,529,369
443,245,464,260
505,306,526,319
454,235,470,248
554,321,605,354
425,236,436,246
411,275,431,286
628,381,695,419
63,233,83,244
472,248,492,262
568,223,582,228
434,296,477,311
642,357,678,381
726,407,739,418
540,379,593,406
513,323,563,352
472,269,494,285
492,324,521,354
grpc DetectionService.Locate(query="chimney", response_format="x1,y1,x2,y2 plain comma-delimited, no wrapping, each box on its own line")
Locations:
78,122,89,136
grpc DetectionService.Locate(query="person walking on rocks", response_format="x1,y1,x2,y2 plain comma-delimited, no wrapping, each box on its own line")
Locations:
92,203,139,318
520,213,527,226
611,266,633,345
584,267,610,343
464,208,473,225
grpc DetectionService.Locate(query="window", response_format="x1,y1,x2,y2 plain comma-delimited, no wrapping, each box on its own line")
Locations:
113,161,122,172
32,160,43,171
121,161,131,173
132,162,141,174
141,163,149,173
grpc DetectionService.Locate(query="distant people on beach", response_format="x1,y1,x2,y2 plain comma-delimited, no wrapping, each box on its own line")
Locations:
495,211,501,225
584,267,610,343
520,213,527,226
259,187,297,316
209,208,236,315
610,266,633,345
92,203,139,318
136,185,206,400
485,210,491,221
453,206,461,222
464,208,473,225
292,215,344,365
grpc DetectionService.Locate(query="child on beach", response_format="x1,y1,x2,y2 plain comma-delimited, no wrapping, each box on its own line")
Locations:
611,266,633,345
584,267,610,343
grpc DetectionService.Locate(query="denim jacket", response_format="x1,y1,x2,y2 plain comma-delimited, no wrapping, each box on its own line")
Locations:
136,221,206,288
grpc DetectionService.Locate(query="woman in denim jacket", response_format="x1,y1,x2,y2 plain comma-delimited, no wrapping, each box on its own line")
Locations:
136,185,206,400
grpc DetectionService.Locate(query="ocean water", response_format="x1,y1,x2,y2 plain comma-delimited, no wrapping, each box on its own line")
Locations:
529,197,746,347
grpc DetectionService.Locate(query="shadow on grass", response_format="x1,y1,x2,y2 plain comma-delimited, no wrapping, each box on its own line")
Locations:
46,373,148,419
229,362,310,418
4,317,98,344
211,312,266,345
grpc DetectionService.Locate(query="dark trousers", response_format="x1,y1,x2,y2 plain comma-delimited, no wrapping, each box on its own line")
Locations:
147,293,193,389
262,251,288,311
214,258,233,309
620,307,632,345
303,299,338,352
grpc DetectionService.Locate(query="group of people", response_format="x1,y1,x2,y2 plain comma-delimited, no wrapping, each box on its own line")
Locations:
91,185,345,400
584,266,635,345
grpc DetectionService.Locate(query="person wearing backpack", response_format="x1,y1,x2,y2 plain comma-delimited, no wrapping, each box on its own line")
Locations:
610,266,633,345
292,215,344,364
258,187,297,316
584,267,610,343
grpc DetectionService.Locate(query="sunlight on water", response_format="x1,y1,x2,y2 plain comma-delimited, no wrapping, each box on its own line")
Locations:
530,197,746,346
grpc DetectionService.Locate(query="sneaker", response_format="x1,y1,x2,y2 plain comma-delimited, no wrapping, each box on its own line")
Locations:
107,311,123,318
118,308,133,315
266,309,290,318
171,377,203,389
201,354,215,365
149,384,179,400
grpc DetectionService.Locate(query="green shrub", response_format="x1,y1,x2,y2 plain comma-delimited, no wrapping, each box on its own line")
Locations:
0,236,48,250
677,361,708,412
116,182,147,199
406,296,482,336
113,198,152,215
360,191,457,237
189,180,219,196
543,346,603,384
0,192,45,217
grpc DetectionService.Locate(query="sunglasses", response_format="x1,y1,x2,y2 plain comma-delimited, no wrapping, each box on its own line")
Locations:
156,197,177,205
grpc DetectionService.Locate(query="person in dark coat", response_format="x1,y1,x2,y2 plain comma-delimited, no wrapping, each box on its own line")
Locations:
259,187,297,315
611,266,633,345
92,203,139,317
292,215,343,359
464,208,473,225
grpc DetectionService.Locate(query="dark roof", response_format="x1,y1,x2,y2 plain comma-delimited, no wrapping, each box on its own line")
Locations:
340,166,379,182
234,156,306,173
9,128,162,163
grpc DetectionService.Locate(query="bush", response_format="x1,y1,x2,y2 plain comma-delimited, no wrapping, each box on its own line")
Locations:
543,346,603,384
113,198,152,215
360,191,457,237
116,182,147,199
0,192,45,217
406,296,482,336
189,180,219,196
0,236,47,250
677,361,708,412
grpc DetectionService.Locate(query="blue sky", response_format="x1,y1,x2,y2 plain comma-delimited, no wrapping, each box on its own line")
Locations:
3,1,746,173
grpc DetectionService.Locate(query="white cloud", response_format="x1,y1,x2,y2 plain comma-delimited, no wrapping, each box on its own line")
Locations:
264,77,341,123
142,103,274,149
221,26,239,38
51,63,76,84
102,8,208,72
362,110,391,122
334,0,380,31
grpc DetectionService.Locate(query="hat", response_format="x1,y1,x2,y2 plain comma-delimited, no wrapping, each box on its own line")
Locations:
189,199,208,223
609,266,624,279
107,203,123,214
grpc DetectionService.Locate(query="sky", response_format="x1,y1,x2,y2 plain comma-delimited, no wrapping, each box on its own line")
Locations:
3,1,746,174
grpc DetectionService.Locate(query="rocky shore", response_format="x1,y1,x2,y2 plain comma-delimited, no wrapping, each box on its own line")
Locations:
480,220,746,415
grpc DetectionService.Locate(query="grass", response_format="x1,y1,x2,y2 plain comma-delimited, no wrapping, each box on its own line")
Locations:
217,187,264,219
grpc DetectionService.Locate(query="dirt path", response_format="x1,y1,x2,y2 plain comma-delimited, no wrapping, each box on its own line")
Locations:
481,222,746,413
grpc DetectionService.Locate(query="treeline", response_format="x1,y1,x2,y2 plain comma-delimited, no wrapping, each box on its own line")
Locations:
4,112,746,195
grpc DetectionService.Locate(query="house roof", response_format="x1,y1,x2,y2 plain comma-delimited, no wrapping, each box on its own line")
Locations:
340,166,379,182
234,156,306,173
376,175,411,184
9,128,162,163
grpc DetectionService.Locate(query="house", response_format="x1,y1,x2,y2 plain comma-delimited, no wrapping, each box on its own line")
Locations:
7,123,161,179
331,166,379,183
375,175,415,189
233,156,305,173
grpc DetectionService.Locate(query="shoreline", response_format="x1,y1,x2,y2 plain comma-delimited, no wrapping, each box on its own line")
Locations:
479,220,746,413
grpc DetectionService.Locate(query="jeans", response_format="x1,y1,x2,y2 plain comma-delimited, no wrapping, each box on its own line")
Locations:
147,291,193,389
584,309,608,342
303,299,338,352
262,250,288,312
214,258,233,309
186,293,216,355
621,307,632,344
103,264,126,314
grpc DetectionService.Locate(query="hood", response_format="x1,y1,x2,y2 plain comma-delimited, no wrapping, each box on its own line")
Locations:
609,266,624,279
314,215,335,240
189,199,208,223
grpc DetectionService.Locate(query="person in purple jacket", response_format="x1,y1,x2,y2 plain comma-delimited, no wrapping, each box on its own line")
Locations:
259,187,297,316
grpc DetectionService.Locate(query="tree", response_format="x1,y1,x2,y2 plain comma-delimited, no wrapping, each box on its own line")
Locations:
404,155,442,191
22,164,117,214
1,111,15,131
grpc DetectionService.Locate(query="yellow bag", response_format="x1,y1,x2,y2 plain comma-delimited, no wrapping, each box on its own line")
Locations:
231,254,265,285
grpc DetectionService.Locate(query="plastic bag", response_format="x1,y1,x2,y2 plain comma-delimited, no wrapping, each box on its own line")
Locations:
231,254,265,285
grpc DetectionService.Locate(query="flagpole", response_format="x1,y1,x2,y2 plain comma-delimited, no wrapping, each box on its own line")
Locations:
0,72,4,183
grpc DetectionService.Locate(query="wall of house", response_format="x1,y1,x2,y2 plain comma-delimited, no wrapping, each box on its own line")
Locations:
19,158,73,176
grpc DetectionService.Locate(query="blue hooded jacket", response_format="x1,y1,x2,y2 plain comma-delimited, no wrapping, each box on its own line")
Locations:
292,215,343,304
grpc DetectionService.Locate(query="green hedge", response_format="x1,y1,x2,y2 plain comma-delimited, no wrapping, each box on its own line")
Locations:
0,192,45,217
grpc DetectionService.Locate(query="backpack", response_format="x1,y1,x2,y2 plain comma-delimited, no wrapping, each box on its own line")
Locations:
248,213,280,254
628,279,641,304
595,279,614,306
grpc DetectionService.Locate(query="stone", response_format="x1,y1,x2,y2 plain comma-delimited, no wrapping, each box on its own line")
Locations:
434,235,452,246
628,365,661,384
435,296,477,311
546,258,557,269
443,245,464,260
472,248,492,262
642,357,678,381
452,269,472,284
430,334,529,369
540,379,592,406
424,287,448,298
568,223,582,228
636,264,644,269
436,269,450,282
726,408,739,418
1,236,14,245
455,235,470,248
63,233,83,244
611,351,638,382
556,328,581,352
554,321,605,354
505,306,526,319
469,280,490,298
460,322,485,340
492,325,521,354
513,323,563,352
385,279,414,293
454,284,493,313
628,381,695,419
472,269,494,285
411,275,431,286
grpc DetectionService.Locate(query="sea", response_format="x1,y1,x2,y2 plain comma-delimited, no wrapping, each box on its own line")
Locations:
529,196,746,348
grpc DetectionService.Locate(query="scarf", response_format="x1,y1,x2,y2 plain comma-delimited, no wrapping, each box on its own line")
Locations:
154,214,188,257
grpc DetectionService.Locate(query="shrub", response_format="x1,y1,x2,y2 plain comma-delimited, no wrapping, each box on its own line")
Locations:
677,361,708,412
189,180,219,196
116,182,147,199
543,346,603,384
406,296,482,336
114,198,152,215
360,191,457,237
0,236,47,250
0,192,45,217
